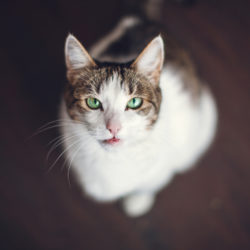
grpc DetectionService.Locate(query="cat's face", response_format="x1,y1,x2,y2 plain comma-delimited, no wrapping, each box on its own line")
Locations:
64,34,164,149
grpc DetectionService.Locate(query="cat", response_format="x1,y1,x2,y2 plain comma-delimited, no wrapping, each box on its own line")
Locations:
59,0,217,217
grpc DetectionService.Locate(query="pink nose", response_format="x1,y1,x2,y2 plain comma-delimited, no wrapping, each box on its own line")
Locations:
106,122,121,136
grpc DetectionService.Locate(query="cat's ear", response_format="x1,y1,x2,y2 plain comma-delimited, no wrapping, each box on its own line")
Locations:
65,34,96,70
131,35,164,85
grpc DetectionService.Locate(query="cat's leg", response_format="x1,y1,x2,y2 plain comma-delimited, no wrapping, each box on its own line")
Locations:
122,192,155,217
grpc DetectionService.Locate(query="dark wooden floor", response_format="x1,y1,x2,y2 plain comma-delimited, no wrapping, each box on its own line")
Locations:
1,0,250,249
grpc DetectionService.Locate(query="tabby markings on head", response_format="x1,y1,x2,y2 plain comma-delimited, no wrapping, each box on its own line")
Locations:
64,34,164,128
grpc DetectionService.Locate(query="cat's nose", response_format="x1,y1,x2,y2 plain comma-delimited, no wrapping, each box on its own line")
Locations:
106,122,121,136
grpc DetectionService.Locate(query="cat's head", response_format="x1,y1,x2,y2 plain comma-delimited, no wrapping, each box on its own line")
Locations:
64,34,164,149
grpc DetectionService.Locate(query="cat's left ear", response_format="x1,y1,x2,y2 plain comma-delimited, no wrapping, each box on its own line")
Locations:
65,34,96,70
131,35,164,86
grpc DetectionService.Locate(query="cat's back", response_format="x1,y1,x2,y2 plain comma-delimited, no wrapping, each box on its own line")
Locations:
90,15,202,100
90,16,159,62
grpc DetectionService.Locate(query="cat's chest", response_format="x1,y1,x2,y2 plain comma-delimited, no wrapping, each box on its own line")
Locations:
76,142,167,201
85,145,156,179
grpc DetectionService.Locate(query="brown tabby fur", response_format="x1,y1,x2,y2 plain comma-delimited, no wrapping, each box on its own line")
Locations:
64,63,162,125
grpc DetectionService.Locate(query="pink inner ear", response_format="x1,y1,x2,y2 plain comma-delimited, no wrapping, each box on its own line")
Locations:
131,35,164,85
106,120,122,136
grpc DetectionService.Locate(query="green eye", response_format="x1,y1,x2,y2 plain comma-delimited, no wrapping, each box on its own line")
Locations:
86,97,101,109
127,97,143,109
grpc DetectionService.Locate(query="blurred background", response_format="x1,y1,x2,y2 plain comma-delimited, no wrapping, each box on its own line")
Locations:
0,0,250,249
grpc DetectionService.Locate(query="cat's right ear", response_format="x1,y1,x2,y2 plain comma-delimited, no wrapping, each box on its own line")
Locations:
65,34,96,70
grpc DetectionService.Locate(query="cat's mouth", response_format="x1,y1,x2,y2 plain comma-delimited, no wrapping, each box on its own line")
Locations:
103,137,121,145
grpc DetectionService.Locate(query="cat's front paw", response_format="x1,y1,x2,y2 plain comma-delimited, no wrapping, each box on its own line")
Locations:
122,193,155,217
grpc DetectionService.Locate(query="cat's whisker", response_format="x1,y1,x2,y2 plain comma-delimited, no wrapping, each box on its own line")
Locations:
46,138,82,174
44,118,84,125
65,143,84,187
38,119,72,129
46,134,78,161
26,123,70,141
47,134,65,146
33,124,65,136
36,122,77,136
34,119,75,133
39,120,81,131
26,119,85,141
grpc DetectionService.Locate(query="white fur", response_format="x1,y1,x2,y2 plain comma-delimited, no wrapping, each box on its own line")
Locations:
60,17,217,217
122,193,155,217
59,67,217,211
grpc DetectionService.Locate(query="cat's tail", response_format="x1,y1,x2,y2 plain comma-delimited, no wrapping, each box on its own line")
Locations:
121,0,164,22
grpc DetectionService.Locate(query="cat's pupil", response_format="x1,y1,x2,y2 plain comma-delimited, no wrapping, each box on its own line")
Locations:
126,97,142,110
86,97,101,109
